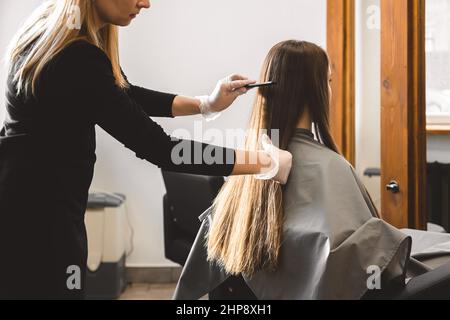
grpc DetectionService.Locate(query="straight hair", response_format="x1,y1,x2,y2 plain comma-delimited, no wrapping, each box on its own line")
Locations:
207,40,340,276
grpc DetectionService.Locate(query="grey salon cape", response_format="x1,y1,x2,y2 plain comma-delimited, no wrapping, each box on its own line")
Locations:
173,129,450,300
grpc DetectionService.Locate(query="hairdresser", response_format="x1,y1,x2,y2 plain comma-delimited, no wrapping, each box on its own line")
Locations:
0,0,293,299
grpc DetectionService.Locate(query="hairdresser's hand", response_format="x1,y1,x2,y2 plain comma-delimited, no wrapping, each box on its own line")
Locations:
256,134,293,185
207,74,256,113
196,74,256,121
274,147,293,185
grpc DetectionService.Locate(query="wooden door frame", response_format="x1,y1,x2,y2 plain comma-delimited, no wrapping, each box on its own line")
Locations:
327,0,427,229
327,0,356,166
380,0,427,229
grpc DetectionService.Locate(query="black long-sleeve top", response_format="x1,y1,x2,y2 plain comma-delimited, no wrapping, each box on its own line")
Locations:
3,40,235,175
0,39,239,298
0,39,236,234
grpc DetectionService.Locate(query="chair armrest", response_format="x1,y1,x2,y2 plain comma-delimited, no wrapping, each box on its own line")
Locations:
392,261,450,300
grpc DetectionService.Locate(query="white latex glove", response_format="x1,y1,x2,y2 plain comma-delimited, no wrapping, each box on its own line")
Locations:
255,134,293,185
196,74,256,121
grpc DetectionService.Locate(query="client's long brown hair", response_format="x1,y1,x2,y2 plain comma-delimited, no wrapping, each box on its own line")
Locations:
207,40,340,276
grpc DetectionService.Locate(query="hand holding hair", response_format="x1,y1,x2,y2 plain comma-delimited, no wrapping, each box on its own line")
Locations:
256,134,293,185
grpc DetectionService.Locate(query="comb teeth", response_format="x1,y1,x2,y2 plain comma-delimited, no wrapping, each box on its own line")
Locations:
245,81,277,89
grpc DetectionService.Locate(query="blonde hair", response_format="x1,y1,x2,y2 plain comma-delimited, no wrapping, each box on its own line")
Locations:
207,56,284,277
6,0,128,97
207,41,339,277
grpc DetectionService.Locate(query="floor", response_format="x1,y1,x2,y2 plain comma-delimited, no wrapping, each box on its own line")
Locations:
119,283,177,300
119,283,209,300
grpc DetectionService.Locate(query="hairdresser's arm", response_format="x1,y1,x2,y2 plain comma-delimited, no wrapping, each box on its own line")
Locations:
172,96,201,117
124,72,255,118
125,91,203,117
120,68,176,118
231,149,293,184
58,42,292,182
127,85,176,117
231,150,271,175
172,75,256,117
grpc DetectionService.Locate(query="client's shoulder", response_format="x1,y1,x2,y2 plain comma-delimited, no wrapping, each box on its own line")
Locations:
289,137,351,171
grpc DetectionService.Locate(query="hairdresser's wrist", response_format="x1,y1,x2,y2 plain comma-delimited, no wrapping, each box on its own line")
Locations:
231,142,292,184
195,95,222,122
255,150,279,181
230,150,274,176
172,96,203,117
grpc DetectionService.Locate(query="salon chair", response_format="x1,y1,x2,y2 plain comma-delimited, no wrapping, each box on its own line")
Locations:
363,261,450,300
161,171,224,266
209,262,450,300
162,171,450,300
161,171,259,299
208,261,450,300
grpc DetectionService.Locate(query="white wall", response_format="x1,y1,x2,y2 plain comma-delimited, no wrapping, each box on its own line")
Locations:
0,0,327,267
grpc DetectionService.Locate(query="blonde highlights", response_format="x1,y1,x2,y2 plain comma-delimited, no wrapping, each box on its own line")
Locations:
207,41,339,277
6,0,128,97
207,54,284,277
